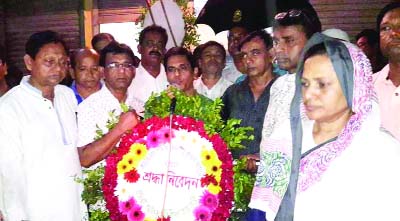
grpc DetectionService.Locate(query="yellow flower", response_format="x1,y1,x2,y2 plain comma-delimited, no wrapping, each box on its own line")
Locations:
208,182,221,194
144,218,156,221
205,163,222,182
129,143,148,161
117,157,135,175
201,149,221,166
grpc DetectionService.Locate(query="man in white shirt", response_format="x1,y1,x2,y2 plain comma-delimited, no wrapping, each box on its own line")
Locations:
128,25,169,104
77,41,142,168
0,30,87,221
194,41,232,100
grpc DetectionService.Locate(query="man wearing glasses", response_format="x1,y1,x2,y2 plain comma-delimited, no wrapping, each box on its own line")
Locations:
128,25,169,104
77,41,142,169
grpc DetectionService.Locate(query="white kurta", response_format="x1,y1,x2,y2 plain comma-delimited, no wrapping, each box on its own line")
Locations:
193,76,232,100
0,76,86,221
127,62,168,104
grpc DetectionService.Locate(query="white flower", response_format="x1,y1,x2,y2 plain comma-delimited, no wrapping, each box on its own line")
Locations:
114,176,135,202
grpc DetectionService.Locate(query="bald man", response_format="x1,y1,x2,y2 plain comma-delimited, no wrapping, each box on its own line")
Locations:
70,48,102,104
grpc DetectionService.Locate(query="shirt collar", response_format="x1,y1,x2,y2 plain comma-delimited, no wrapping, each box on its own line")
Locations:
21,75,44,97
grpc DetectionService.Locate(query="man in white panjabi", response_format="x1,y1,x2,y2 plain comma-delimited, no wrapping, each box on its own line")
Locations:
0,31,86,221
127,25,169,104
194,41,232,100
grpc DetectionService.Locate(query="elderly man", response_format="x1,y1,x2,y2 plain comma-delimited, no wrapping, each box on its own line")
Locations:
77,41,142,168
128,25,169,104
0,30,86,221
374,2,400,141
70,48,102,104
194,41,232,100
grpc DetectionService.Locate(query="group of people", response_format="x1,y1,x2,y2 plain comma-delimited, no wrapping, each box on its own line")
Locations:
0,2,400,221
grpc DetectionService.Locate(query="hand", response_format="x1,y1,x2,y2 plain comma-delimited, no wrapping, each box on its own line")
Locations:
241,154,260,173
166,85,176,99
115,110,140,134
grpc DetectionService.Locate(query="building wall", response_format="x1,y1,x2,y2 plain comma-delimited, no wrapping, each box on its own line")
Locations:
1,0,80,73
310,0,394,41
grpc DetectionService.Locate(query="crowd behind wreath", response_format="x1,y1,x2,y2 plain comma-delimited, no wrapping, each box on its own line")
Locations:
1,2,400,221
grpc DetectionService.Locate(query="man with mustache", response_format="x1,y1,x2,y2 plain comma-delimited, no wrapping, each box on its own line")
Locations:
128,25,169,104
194,41,232,100
373,2,400,141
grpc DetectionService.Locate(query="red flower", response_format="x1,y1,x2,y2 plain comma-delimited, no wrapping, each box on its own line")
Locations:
124,168,140,183
201,174,218,187
157,216,171,221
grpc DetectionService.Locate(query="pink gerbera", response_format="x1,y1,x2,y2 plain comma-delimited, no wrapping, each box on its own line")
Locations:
200,191,219,211
146,130,161,148
119,197,136,215
157,127,174,143
127,204,145,221
194,205,211,221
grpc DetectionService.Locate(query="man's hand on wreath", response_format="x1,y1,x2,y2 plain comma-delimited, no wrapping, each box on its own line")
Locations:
116,109,140,133
242,154,260,173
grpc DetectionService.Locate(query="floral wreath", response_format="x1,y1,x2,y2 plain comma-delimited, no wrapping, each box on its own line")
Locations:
102,115,234,221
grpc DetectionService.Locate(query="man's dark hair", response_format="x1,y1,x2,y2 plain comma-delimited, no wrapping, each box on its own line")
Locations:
99,41,137,67
272,8,322,39
139,25,168,47
192,44,204,68
163,47,194,70
355,29,379,46
91,33,115,49
25,30,68,59
238,29,273,51
201,41,226,60
377,2,400,31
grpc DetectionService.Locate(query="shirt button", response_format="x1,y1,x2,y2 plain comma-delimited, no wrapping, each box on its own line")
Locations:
396,92,399,96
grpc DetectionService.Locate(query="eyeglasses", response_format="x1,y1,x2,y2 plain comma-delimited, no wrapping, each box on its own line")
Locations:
274,9,303,20
106,63,135,70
